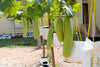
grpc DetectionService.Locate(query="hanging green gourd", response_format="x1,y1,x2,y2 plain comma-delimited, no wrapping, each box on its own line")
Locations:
33,19,40,39
44,12,48,26
63,16,73,58
56,17,64,42
46,26,53,50
27,18,30,30
23,22,27,36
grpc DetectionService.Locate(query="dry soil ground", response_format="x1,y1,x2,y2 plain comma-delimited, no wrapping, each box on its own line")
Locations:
0,47,82,67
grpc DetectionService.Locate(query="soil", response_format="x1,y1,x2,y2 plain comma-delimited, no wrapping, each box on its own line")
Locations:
0,47,82,67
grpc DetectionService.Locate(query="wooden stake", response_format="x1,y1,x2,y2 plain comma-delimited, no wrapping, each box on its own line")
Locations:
42,36,45,58
41,17,45,58
51,47,55,67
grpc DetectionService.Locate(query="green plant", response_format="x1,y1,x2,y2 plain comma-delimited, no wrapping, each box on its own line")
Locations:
63,16,73,58
0,0,82,58
46,27,53,50
47,51,51,64
56,17,64,42
33,19,40,39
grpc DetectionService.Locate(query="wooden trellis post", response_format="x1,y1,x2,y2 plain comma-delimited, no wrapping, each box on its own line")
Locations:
42,36,45,57
51,47,55,67
41,17,45,58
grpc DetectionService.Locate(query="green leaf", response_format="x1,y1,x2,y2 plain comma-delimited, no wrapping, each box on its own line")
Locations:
5,1,22,16
14,13,23,20
60,0,75,18
27,7,41,20
0,0,12,11
65,5,75,18
48,0,60,21
36,0,45,4
25,1,35,8
70,1,81,13
55,64,58,67
45,0,54,12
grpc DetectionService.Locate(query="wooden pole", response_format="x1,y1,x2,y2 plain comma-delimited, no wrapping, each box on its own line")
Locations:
51,47,55,67
41,16,45,58
42,36,45,57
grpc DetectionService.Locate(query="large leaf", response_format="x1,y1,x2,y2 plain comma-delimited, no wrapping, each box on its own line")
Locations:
27,7,41,20
24,1,35,8
45,0,54,12
32,3,42,11
70,1,81,13
14,14,22,20
60,0,75,18
49,0,60,21
0,0,12,11
65,5,75,18
5,1,22,16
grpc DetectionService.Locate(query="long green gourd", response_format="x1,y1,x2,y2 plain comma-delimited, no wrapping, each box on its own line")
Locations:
46,27,53,50
56,17,64,42
63,17,73,58
33,19,40,39
23,22,27,36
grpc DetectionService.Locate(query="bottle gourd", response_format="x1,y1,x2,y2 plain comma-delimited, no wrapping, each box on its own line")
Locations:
63,17,73,58
56,17,64,42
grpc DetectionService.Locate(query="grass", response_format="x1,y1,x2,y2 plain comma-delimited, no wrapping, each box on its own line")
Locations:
0,37,38,48
0,34,85,48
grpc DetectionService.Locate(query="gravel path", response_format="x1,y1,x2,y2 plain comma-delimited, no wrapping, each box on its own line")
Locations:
0,47,82,67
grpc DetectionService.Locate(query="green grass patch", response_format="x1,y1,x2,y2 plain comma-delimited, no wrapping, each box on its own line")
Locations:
0,37,38,48
0,34,85,48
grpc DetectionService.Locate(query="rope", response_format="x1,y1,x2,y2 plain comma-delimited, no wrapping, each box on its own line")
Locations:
76,15,82,41
74,15,82,41
87,0,94,38
74,15,79,41
91,0,95,67
93,0,95,42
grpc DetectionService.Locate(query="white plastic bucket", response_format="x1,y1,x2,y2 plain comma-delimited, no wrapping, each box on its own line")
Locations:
64,38,100,67
39,27,49,40
65,41,91,67
40,57,49,67
40,57,48,64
